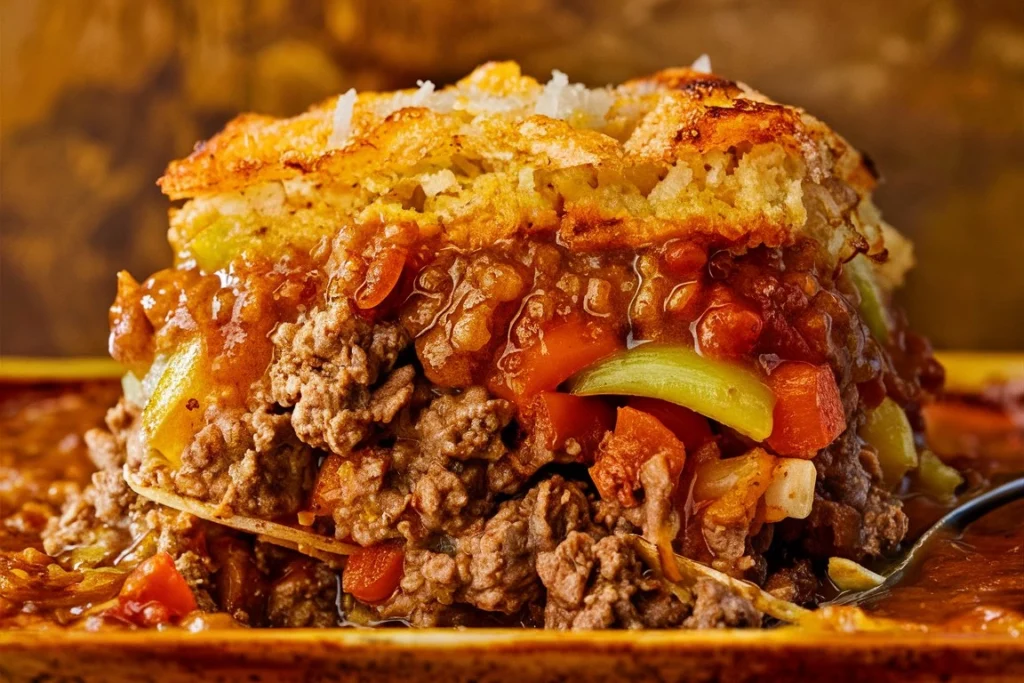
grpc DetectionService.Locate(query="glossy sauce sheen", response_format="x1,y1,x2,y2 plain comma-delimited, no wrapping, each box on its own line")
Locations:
111,238,907,410
865,497,1024,630
0,380,1020,631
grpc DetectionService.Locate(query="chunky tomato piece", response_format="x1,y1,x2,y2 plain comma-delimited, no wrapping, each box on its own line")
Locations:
663,241,708,278
108,552,197,626
696,303,764,358
531,392,614,461
589,406,687,508
342,542,405,604
766,362,847,457
627,397,714,452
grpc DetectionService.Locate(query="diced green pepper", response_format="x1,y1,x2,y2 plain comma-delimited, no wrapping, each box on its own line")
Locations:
188,217,250,273
567,342,775,441
141,337,211,467
186,212,335,273
912,449,964,502
845,254,892,345
860,397,918,486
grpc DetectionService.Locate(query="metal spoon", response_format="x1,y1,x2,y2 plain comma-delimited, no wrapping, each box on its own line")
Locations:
826,476,1024,607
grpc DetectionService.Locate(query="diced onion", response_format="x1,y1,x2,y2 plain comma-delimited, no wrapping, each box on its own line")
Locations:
121,372,146,409
693,455,754,501
763,458,817,522
828,557,885,592
692,449,777,518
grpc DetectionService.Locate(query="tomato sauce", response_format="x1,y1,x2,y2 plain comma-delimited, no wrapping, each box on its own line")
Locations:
865,499,1023,631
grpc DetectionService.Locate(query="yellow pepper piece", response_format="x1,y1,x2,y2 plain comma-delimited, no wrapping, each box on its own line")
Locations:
141,337,210,467
912,450,964,503
860,397,918,487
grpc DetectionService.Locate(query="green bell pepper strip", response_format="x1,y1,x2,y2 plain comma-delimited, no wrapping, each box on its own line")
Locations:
912,449,964,502
859,396,918,487
567,342,775,441
845,254,892,345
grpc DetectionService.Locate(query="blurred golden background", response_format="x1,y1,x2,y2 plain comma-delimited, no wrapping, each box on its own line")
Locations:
2,0,1022,356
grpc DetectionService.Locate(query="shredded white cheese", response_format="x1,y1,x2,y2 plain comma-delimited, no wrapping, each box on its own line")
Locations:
691,54,713,74
373,79,459,119
329,88,357,149
534,70,614,127
410,79,435,105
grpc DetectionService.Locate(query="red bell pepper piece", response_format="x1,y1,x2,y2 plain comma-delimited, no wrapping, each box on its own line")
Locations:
626,397,714,452
500,317,621,403
765,362,847,457
355,247,407,310
342,541,405,604
108,552,197,626
531,392,614,460
589,406,687,508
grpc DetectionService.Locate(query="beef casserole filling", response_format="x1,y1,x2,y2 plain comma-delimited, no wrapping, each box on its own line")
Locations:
38,62,946,629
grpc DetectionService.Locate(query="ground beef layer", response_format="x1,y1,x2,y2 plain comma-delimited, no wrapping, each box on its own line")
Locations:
97,231,942,629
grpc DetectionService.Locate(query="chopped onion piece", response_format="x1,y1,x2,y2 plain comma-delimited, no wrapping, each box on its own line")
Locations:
121,372,146,409
828,557,885,592
764,458,817,522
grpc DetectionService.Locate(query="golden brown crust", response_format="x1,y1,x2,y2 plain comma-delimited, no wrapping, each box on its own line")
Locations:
160,61,898,272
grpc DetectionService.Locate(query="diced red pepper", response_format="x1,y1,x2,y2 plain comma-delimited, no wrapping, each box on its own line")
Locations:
108,552,196,626
765,362,847,457
307,453,346,516
343,541,405,604
356,246,407,310
589,406,687,508
627,397,714,452
307,451,389,517
497,317,621,403
531,392,614,460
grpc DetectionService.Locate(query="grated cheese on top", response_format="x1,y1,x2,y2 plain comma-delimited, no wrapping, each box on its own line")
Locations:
534,70,614,127
411,80,436,105
329,88,357,149
691,54,713,74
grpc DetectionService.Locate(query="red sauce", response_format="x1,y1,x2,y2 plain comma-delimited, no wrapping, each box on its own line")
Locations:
866,499,1024,631
110,249,323,404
